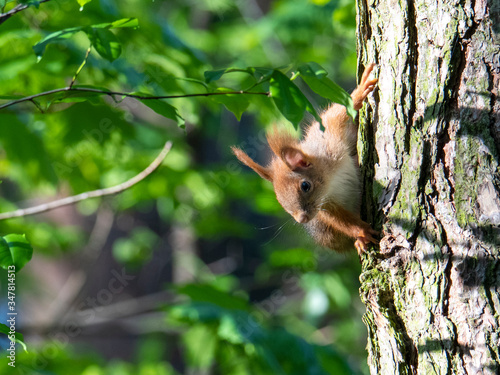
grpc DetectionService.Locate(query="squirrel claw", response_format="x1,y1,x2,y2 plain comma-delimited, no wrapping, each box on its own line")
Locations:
355,239,367,255
355,228,380,255
360,63,376,85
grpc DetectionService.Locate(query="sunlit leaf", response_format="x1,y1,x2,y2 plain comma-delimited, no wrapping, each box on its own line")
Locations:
85,28,121,62
137,96,185,128
33,26,83,60
298,62,356,119
270,70,318,127
183,325,217,369
249,67,276,82
77,0,92,8
91,18,139,29
203,68,250,83
33,18,138,60
0,234,33,271
211,87,249,120
204,66,275,86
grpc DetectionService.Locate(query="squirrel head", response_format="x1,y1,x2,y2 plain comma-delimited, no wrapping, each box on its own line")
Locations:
232,129,326,224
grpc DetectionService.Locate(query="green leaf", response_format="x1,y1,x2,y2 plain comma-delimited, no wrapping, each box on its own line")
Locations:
248,67,275,82
211,88,249,121
270,70,314,127
137,96,185,128
170,302,226,323
203,68,251,83
92,18,139,29
183,325,217,369
298,62,356,119
176,284,249,311
32,18,138,60
0,234,33,271
0,323,27,352
18,0,45,7
0,114,57,183
175,77,209,89
85,28,121,62
50,89,103,104
300,61,328,79
204,69,227,83
323,274,351,309
77,0,93,8
204,67,275,85
33,26,83,60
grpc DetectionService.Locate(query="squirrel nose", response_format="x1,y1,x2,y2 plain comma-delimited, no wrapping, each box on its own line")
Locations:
294,213,310,223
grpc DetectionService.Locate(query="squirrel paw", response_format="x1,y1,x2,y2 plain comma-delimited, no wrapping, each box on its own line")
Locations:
353,63,378,110
359,64,378,100
354,228,379,255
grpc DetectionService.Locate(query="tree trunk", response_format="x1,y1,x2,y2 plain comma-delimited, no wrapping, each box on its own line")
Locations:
356,0,500,373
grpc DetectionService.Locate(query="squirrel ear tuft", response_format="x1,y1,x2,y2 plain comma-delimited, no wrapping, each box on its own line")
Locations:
281,147,311,171
267,127,297,157
231,146,273,182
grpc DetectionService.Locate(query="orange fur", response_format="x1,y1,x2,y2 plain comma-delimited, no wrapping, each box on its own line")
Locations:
232,64,379,255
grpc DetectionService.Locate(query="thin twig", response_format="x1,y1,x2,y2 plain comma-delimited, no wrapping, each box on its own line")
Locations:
29,98,44,113
0,141,173,220
0,0,51,26
70,46,92,89
0,86,270,111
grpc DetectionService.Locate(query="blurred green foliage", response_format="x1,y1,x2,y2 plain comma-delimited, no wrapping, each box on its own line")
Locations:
0,0,368,374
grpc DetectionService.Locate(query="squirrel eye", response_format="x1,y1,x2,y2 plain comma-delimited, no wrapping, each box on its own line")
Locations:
300,181,312,193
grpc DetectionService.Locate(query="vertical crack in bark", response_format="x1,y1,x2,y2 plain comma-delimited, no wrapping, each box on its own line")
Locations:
357,0,382,228
380,289,419,374
362,269,420,375
435,124,455,201
483,257,500,370
404,0,424,250
404,0,419,154
358,0,371,43
485,59,500,158
407,138,433,248
426,190,462,370
362,104,379,226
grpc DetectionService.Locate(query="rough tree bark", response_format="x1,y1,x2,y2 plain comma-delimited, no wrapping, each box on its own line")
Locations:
356,0,500,373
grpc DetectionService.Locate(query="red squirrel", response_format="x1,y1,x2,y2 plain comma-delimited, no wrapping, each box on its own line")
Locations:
232,63,379,254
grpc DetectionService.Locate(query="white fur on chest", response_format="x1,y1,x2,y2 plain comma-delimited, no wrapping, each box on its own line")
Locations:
325,156,360,213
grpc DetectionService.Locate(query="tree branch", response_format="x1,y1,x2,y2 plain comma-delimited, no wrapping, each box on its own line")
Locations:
0,86,270,111
0,141,173,220
0,0,51,26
